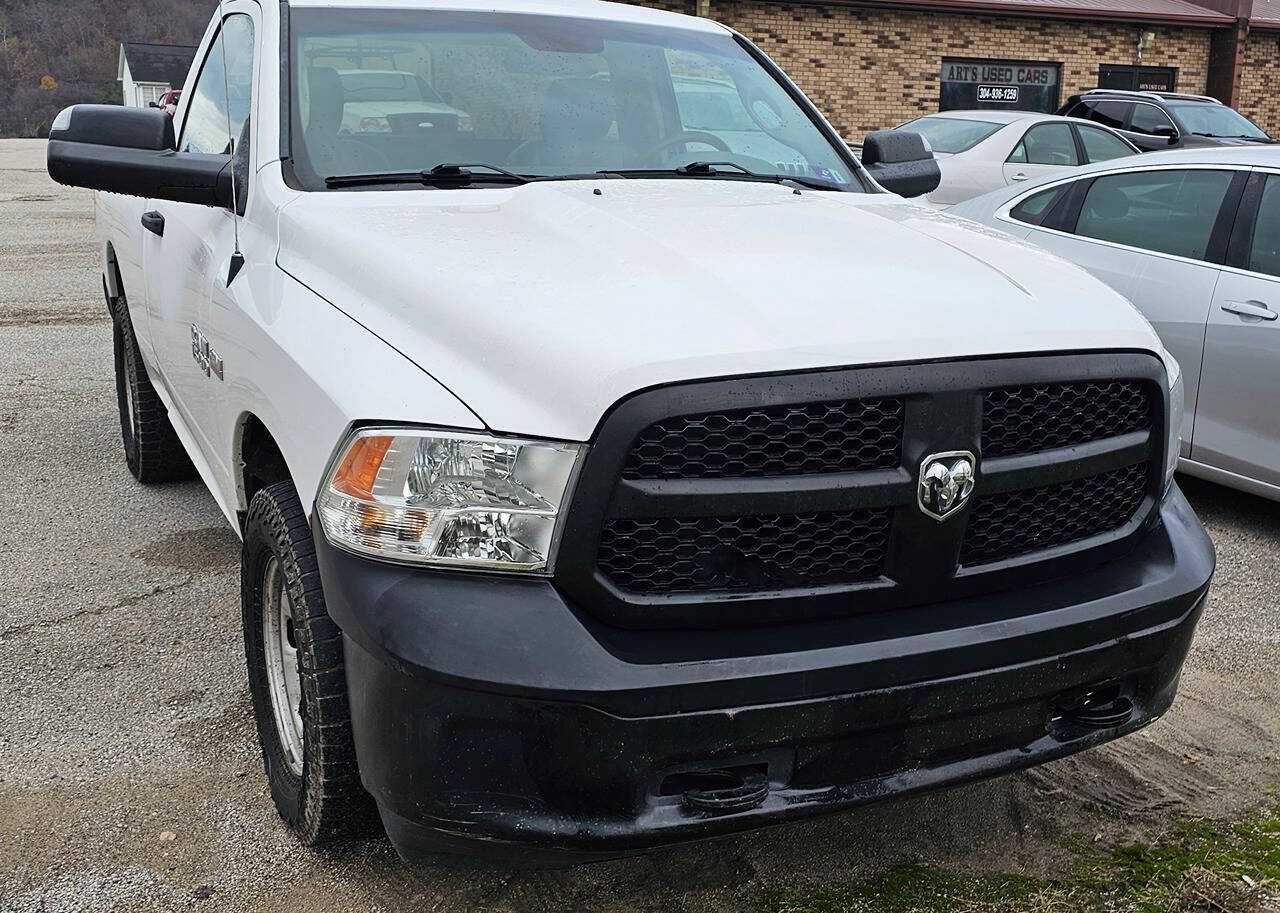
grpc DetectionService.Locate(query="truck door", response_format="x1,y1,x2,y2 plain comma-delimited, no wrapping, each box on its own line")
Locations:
141,9,257,483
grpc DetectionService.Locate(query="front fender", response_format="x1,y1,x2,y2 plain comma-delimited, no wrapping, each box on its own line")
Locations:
214,268,485,517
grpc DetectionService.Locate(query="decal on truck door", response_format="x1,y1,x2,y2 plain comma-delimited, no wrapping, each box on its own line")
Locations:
191,325,224,382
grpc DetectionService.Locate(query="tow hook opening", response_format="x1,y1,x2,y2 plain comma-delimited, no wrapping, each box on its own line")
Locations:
1053,682,1137,733
662,764,770,815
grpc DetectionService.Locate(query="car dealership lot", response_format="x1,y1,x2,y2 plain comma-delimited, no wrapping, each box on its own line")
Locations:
0,138,1276,912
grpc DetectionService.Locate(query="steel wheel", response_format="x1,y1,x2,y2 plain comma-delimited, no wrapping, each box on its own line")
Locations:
262,556,304,777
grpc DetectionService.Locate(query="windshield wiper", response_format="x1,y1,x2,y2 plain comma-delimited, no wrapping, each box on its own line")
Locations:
605,163,845,191
325,163,533,189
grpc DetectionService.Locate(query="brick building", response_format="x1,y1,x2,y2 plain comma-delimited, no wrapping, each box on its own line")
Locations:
630,0,1280,140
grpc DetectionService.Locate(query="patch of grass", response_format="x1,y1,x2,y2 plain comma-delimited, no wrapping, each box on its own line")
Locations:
764,808,1279,913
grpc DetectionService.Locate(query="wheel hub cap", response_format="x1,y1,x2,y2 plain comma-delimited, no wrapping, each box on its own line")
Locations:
262,557,304,777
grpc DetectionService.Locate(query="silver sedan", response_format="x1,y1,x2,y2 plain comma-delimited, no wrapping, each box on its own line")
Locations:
893,110,1138,207
949,146,1280,501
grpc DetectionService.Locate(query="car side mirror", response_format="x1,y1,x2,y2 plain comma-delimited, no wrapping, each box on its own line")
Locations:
861,130,942,199
148,101,159,108
1153,124,1178,143
46,105,234,209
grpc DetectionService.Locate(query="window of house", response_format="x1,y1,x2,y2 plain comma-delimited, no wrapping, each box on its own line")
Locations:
1097,64,1177,93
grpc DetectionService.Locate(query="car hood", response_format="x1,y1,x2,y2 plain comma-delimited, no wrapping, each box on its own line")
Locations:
277,180,1163,441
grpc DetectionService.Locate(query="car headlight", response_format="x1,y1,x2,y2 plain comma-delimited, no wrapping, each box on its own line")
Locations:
317,428,582,573
1163,353,1184,490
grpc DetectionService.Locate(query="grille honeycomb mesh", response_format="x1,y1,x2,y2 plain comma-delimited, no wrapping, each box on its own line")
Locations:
622,398,904,480
983,381,1151,458
960,462,1149,566
597,511,893,594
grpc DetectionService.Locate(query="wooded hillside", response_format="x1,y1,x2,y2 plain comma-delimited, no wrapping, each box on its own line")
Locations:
0,0,213,137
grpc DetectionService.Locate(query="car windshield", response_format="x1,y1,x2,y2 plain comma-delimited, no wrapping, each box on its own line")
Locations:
895,116,1003,154
1167,102,1269,139
290,9,859,189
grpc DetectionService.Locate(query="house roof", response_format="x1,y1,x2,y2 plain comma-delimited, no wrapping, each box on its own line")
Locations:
119,42,198,87
811,0,1234,25
1251,0,1280,28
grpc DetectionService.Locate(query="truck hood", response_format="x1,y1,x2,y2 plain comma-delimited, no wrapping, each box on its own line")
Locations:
277,180,1162,441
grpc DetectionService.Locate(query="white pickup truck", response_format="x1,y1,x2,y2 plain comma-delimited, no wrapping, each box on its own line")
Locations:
48,0,1213,867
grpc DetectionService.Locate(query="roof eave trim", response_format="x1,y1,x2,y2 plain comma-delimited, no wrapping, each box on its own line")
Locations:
770,0,1232,27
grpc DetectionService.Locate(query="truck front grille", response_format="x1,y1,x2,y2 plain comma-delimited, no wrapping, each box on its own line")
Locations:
960,461,1150,566
983,381,1151,457
555,356,1167,630
598,510,893,594
621,398,904,480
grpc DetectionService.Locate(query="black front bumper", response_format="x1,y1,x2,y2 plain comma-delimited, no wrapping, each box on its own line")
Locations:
315,486,1213,866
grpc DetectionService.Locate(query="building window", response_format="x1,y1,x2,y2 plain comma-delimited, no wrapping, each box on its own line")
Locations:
940,59,1061,114
138,84,167,107
1098,65,1177,92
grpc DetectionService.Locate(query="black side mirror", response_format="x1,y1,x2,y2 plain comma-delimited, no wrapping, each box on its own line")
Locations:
47,105,234,209
148,101,159,108
861,130,941,199
1153,124,1179,144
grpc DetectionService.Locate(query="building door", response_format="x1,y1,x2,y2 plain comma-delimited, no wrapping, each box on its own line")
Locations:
1098,65,1177,92
940,59,1061,113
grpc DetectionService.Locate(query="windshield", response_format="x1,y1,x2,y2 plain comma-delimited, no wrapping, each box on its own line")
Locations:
895,116,1003,154
1167,102,1269,139
289,9,859,189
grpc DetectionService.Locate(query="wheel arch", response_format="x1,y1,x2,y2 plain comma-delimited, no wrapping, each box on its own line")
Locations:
235,412,295,528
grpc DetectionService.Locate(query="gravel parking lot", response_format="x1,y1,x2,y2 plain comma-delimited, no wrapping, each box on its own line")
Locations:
0,136,1277,913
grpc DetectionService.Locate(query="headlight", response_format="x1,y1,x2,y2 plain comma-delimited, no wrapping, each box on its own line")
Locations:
317,428,582,573
1163,353,1184,489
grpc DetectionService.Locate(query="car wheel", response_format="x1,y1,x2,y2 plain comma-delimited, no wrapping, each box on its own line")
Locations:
242,480,373,844
111,289,196,483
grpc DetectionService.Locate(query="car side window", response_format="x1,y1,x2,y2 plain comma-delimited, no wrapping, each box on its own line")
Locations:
1077,125,1135,163
1063,101,1090,119
1010,185,1065,225
1075,168,1235,261
1129,103,1176,137
1008,123,1079,166
179,14,255,156
1086,100,1131,130
1247,175,1280,278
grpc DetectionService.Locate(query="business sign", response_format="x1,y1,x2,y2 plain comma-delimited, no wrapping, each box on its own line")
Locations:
1099,65,1177,93
940,59,1061,113
977,85,1019,103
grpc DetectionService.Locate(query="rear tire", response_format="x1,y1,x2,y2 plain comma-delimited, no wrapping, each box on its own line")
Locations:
242,481,374,844
111,289,195,483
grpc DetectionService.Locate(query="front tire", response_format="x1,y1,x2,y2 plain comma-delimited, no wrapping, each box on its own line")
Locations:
111,290,195,483
242,481,373,844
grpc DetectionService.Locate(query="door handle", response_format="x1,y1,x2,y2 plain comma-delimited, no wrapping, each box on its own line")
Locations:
1221,300,1278,321
141,210,165,237
1010,172,1030,182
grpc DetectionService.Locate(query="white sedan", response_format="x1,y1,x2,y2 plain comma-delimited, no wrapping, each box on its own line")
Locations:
894,110,1139,207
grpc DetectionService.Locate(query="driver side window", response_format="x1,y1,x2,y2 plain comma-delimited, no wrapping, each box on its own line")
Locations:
180,14,255,156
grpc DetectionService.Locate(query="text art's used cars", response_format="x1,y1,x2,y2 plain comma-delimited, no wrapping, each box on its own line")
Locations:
47,0,1214,866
